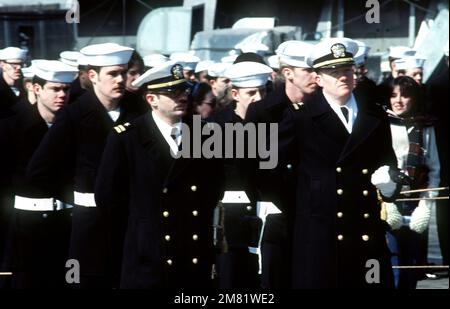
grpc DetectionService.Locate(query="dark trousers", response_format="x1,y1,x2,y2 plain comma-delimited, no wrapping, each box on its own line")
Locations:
11,208,72,289
216,249,260,288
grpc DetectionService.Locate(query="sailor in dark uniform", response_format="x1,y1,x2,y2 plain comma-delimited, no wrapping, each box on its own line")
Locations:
0,60,78,288
244,40,318,289
95,61,224,288
59,51,93,105
19,65,37,107
122,50,149,116
0,47,27,118
278,38,400,288
353,40,378,99
0,46,28,280
27,43,138,288
207,61,272,288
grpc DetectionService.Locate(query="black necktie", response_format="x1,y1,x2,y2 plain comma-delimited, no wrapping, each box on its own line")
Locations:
341,106,349,123
170,127,180,146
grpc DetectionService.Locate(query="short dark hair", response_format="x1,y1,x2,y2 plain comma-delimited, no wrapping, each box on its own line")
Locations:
32,75,47,87
86,65,101,74
128,51,144,74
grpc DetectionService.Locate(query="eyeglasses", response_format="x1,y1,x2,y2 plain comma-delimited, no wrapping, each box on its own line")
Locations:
155,87,191,97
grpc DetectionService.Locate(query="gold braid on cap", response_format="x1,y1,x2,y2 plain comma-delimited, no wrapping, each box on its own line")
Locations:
312,57,353,68
147,79,187,89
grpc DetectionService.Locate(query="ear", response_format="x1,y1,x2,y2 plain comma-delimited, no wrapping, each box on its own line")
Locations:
230,88,239,101
208,79,216,88
33,83,43,95
281,67,294,80
315,74,324,88
145,93,158,109
88,69,98,84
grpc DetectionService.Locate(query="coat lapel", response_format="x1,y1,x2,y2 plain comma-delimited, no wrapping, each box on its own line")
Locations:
163,117,194,186
138,113,190,187
338,95,381,162
308,92,350,150
138,113,174,181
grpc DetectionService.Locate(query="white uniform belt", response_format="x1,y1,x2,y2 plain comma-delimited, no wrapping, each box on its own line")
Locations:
14,195,70,211
221,191,251,204
74,191,96,207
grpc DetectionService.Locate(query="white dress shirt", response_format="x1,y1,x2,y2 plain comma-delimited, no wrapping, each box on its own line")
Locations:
152,111,182,156
323,92,358,133
108,107,121,122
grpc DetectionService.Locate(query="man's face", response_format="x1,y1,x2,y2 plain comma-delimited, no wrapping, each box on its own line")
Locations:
405,67,423,85
89,65,127,101
183,69,196,82
147,87,190,123
210,77,231,100
231,86,266,109
316,66,354,101
390,85,413,117
125,64,142,92
283,67,318,95
390,59,399,78
34,81,70,113
1,59,24,82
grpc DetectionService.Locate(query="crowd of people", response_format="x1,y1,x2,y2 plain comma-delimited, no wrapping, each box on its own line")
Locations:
0,36,448,289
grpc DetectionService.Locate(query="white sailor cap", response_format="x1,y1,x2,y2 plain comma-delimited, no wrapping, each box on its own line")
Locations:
275,40,314,68
388,46,416,59
195,60,214,73
59,51,82,68
80,43,134,67
308,38,358,69
21,66,35,79
354,40,370,56
169,52,200,71
132,61,188,90
224,61,272,88
236,42,270,55
207,62,232,78
0,47,27,61
143,53,168,68
266,55,280,70
353,40,371,66
394,56,425,70
221,54,239,64
33,60,78,83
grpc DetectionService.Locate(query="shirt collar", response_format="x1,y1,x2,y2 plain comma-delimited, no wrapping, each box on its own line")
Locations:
323,92,358,133
151,111,182,154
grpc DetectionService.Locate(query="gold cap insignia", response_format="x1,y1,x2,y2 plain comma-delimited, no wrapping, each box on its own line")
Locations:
331,43,346,59
171,64,184,80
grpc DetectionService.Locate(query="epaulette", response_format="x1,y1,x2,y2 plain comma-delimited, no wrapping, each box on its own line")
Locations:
292,102,304,111
113,122,131,133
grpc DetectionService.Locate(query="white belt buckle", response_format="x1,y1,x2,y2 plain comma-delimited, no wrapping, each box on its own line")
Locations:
14,195,69,211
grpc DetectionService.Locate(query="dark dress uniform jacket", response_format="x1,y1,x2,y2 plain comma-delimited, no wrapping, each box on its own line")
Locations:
0,104,71,287
27,91,140,282
244,86,306,288
245,84,300,212
207,105,261,288
0,75,25,119
95,113,224,289
281,89,396,288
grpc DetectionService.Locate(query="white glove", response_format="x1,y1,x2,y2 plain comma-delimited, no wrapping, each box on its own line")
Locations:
409,199,433,234
371,165,396,198
384,203,403,230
